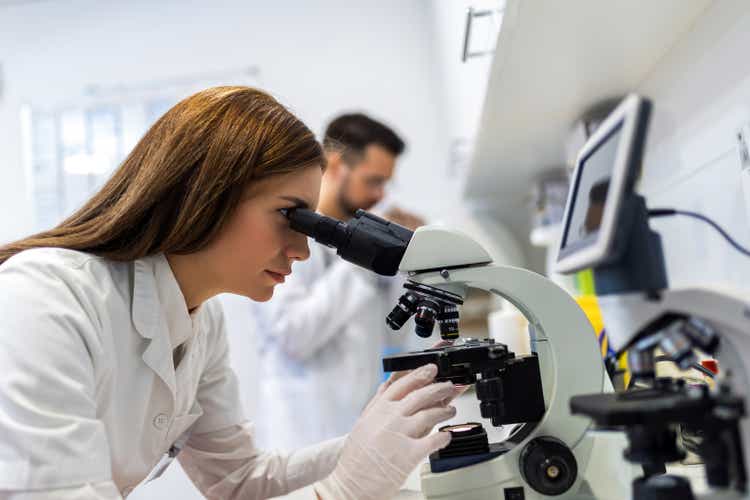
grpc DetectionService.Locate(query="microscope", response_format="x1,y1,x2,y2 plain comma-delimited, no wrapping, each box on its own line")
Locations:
284,94,750,499
552,94,750,499
283,200,635,495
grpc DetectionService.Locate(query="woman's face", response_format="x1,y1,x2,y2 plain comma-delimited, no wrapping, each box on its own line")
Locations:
204,165,322,301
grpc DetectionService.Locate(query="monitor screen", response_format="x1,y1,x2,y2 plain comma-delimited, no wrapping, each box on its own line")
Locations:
560,124,623,252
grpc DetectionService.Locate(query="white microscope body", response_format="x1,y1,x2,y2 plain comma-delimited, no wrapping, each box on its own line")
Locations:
394,226,637,500
596,289,750,500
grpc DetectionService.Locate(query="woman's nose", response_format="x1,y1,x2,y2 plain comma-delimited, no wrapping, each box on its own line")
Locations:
286,231,310,261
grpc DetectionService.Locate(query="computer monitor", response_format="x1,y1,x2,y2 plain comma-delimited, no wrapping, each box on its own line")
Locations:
555,94,651,274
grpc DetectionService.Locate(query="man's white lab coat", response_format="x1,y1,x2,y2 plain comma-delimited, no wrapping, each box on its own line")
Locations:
251,244,392,449
0,248,342,499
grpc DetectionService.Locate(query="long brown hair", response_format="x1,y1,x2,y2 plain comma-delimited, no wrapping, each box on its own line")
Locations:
0,86,324,264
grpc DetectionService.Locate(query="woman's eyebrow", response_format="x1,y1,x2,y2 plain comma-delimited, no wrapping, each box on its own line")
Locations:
279,196,309,209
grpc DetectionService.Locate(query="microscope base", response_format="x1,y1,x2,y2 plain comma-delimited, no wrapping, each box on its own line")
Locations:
419,431,637,500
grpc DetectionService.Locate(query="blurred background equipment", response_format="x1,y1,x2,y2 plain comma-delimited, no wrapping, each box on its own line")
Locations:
557,94,750,500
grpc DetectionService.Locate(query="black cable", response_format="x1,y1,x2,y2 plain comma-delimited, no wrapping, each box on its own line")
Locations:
653,355,715,379
648,208,750,258
691,362,718,379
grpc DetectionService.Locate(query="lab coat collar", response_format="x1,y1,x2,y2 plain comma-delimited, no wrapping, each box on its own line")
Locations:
132,254,201,340
132,255,161,340
132,253,194,399
153,256,194,349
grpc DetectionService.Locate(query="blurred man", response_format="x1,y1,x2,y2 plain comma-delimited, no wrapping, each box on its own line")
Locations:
250,113,423,449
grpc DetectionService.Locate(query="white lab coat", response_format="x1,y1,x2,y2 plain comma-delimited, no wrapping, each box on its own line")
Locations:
251,244,391,449
0,248,342,499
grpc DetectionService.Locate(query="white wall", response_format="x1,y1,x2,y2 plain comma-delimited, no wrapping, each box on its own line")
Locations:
427,0,502,200
0,1,449,498
426,0,540,272
0,0,452,244
636,0,750,289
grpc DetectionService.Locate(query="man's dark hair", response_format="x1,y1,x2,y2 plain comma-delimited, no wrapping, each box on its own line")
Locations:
323,113,405,162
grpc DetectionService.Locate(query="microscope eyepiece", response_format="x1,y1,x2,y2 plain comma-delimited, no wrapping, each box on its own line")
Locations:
284,208,413,276
283,208,349,248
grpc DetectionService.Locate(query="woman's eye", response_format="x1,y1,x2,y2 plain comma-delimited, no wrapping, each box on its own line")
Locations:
277,208,293,222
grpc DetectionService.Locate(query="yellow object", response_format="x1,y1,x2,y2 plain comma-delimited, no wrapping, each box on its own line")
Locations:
575,295,604,333
575,269,596,295
575,294,630,388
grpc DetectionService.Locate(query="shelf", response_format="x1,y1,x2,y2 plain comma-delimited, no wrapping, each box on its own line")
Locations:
463,0,712,239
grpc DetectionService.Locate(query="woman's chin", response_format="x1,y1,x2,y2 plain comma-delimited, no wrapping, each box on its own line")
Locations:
248,286,275,302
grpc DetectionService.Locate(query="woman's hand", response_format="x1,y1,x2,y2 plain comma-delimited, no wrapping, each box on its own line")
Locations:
314,364,457,500
378,339,469,405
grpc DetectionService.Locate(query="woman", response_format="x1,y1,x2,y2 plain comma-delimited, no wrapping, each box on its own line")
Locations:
0,87,457,499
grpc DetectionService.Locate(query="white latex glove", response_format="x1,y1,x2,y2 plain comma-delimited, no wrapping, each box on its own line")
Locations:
314,364,456,500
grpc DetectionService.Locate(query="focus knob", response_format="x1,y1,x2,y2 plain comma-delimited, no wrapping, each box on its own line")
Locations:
520,437,577,495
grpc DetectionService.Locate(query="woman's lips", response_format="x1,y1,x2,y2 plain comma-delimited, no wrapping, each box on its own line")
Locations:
265,270,287,284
